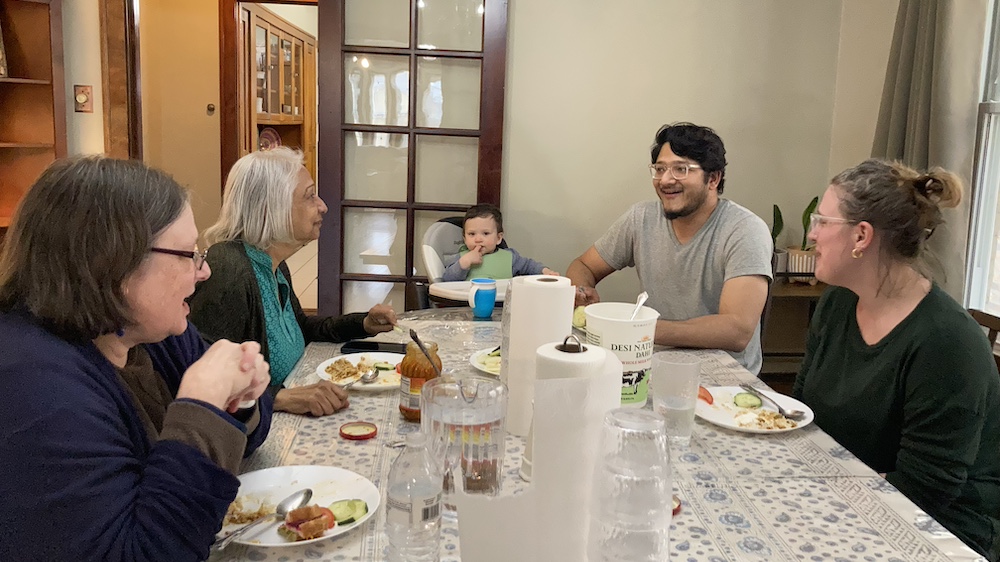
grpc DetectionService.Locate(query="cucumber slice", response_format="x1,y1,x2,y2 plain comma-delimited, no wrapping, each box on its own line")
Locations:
329,499,368,525
348,499,368,522
330,500,355,524
488,348,501,357
733,392,762,409
373,362,395,371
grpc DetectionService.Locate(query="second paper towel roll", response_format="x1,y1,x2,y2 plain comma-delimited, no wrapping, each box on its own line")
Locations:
502,275,575,436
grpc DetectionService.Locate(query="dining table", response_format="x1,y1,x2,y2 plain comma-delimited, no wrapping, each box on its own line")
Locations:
210,307,987,562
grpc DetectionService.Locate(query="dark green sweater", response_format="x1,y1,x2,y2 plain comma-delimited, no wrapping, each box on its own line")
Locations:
794,285,1000,561
188,240,370,394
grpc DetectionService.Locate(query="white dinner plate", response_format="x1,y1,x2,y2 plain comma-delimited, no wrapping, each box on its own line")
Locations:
315,352,403,391
469,347,501,376
695,386,814,434
218,465,381,547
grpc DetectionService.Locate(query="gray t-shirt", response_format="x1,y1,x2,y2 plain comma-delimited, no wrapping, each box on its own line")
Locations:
595,199,773,373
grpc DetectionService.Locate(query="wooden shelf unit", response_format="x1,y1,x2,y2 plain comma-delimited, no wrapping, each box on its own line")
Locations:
0,0,66,228
238,4,316,179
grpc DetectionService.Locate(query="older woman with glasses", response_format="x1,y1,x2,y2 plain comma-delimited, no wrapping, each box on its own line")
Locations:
793,159,1000,561
189,147,398,417
0,157,273,561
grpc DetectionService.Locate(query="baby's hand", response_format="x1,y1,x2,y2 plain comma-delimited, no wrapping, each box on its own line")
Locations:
460,245,485,269
542,267,559,276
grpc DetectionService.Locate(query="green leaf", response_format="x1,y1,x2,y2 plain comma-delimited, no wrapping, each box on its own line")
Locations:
771,205,784,244
801,196,819,250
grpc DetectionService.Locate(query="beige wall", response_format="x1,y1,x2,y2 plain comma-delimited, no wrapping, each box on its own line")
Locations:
139,0,223,235
262,3,318,37
827,0,898,179
62,0,105,156
502,0,897,303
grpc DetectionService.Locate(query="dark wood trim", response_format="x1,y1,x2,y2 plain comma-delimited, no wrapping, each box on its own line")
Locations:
219,0,240,187
341,273,418,283
344,123,480,137
477,0,507,207
48,0,66,157
124,0,141,157
343,45,483,59
342,200,469,212
99,0,140,158
317,1,344,315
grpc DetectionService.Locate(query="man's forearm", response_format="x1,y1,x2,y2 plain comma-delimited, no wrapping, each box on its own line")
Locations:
654,315,756,352
566,258,597,288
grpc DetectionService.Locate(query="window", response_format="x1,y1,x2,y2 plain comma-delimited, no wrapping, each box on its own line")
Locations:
965,1,1000,312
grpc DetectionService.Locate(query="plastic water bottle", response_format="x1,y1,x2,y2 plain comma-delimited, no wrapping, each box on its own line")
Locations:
385,431,443,562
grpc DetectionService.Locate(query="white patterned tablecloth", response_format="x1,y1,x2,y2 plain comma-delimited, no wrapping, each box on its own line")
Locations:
211,310,985,562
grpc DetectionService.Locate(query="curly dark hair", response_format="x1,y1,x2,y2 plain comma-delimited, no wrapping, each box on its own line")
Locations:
650,122,727,194
0,156,189,341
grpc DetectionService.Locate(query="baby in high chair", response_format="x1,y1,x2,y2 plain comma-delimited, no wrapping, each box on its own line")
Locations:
441,204,559,281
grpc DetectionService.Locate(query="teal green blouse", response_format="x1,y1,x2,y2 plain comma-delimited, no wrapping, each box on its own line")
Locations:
245,243,305,386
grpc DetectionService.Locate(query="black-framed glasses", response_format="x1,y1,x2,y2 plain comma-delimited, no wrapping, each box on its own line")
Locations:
649,162,702,180
150,246,208,271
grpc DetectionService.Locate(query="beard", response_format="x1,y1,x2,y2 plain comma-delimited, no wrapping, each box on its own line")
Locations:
661,180,710,220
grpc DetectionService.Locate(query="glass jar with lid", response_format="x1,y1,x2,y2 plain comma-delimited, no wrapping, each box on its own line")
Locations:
399,340,442,422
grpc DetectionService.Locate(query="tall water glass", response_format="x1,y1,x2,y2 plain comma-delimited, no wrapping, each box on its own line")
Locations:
588,408,672,561
650,351,701,447
420,375,507,519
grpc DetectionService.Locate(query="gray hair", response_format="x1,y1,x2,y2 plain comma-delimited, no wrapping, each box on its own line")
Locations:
205,147,304,248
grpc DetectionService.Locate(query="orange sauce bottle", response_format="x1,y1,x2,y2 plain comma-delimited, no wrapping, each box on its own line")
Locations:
398,340,442,422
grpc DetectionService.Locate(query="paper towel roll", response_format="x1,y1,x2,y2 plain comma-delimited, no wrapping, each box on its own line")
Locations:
502,275,575,436
522,341,608,481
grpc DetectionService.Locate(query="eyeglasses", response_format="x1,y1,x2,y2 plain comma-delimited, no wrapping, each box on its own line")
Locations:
808,213,857,231
648,162,702,180
150,246,208,271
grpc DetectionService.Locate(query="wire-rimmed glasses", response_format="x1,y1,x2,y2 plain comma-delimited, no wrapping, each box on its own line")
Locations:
648,162,702,180
150,246,208,271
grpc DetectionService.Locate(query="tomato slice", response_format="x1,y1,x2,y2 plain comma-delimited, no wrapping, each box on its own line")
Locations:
395,363,402,374
318,507,336,529
697,386,714,405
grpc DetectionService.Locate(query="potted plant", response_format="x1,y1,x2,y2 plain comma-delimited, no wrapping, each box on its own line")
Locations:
771,205,787,275
786,196,818,283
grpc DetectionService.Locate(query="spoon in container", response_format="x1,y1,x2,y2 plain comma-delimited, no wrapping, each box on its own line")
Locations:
343,367,380,390
409,328,442,377
217,488,313,550
629,291,649,320
738,384,806,421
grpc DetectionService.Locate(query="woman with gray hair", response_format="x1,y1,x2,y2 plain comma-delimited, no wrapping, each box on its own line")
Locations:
189,147,397,417
793,159,1000,560
0,156,272,560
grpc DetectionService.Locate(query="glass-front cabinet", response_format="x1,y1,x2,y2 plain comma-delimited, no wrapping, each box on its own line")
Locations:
240,5,317,179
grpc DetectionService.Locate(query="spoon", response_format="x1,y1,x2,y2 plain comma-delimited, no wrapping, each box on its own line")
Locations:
409,328,442,377
738,384,806,421
217,488,313,550
343,367,380,390
629,291,649,320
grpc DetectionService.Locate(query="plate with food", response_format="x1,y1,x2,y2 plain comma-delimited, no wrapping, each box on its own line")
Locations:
695,385,813,434
316,352,403,391
219,465,380,547
469,346,501,376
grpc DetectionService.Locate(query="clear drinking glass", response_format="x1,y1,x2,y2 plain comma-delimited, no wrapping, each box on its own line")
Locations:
587,408,672,562
650,351,701,447
420,375,507,519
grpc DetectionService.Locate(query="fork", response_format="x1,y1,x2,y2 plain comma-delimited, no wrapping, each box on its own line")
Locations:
739,384,806,420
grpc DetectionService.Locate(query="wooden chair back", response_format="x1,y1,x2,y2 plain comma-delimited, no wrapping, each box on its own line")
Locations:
969,309,1000,374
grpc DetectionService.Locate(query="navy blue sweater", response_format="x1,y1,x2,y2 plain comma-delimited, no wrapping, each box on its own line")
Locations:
0,310,272,561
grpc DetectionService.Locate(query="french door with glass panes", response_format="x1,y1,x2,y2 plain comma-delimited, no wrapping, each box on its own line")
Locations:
316,0,507,315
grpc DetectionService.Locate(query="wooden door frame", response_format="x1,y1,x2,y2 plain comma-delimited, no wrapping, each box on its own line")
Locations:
99,0,142,159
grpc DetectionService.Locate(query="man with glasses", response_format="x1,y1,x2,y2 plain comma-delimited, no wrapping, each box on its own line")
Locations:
566,122,773,373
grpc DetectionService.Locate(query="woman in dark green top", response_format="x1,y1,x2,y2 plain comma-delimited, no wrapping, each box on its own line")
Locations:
189,147,398,417
794,159,1000,561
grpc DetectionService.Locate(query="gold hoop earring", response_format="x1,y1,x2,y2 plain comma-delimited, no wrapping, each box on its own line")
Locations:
851,248,863,259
